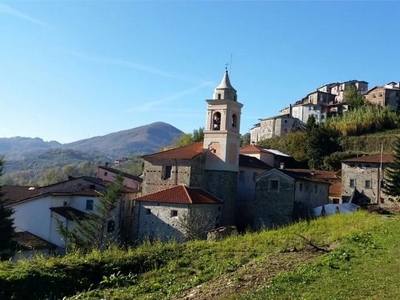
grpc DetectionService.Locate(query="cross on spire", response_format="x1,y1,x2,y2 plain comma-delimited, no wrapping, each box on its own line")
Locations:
225,63,229,72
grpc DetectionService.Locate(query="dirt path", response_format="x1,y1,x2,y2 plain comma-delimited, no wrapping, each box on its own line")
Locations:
174,249,321,300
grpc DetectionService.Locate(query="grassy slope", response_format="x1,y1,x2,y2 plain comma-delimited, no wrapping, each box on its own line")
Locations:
65,212,385,300
1,212,396,300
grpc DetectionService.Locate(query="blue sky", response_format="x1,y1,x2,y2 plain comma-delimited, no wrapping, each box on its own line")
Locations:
1,1,400,143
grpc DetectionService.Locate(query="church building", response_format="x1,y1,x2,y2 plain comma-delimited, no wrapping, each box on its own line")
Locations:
134,70,243,242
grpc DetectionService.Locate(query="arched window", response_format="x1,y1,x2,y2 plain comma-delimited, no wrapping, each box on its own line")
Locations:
213,112,221,130
232,114,237,128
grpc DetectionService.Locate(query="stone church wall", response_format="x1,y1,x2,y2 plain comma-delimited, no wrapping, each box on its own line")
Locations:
202,170,237,226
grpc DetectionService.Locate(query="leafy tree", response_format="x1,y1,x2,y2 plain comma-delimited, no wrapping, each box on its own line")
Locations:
240,133,251,147
57,175,124,253
343,84,365,110
307,124,341,170
384,136,400,197
173,127,204,147
0,158,16,260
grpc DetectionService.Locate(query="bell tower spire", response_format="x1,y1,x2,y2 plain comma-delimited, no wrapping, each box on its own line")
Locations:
203,70,243,172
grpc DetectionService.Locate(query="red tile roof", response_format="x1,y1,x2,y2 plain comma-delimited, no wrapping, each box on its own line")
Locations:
342,153,394,164
329,181,342,198
136,185,222,205
240,144,270,154
142,142,205,161
284,169,338,180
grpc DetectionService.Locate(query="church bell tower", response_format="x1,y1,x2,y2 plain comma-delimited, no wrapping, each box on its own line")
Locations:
203,70,243,172
202,70,243,226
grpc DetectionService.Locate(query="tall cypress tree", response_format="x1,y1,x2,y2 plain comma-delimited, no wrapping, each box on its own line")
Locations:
384,136,400,197
0,158,15,260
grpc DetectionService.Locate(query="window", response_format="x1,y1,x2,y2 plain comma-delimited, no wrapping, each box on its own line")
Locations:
365,180,371,189
107,220,115,232
239,171,245,182
86,199,94,211
232,114,237,128
171,210,178,217
314,185,318,194
298,182,303,192
63,201,68,206
213,112,221,130
284,120,287,124
104,172,108,176
270,180,279,191
89,185,95,189
162,165,172,180
145,208,151,215
350,179,356,187
218,93,221,99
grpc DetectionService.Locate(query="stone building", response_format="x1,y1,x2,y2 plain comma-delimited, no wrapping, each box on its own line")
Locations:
134,70,243,241
341,154,394,205
253,168,329,230
364,86,400,111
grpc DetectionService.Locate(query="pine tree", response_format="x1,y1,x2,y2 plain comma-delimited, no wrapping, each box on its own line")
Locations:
0,158,16,260
57,175,124,253
384,136,400,197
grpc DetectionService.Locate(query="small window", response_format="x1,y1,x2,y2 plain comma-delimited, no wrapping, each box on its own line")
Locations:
104,172,108,176
145,208,151,215
270,180,279,191
299,183,303,192
162,166,172,180
314,185,318,193
63,201,68,206
171,210,178,217
284,120,287,123
350,179,355,187
218,93,221,99
89,185,95,189
107,220,115,232
365,180,371,189
332,198,340,204
86,199,94,211
218,206,221,212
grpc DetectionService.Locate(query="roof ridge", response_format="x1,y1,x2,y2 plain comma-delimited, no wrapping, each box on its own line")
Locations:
181,185,193,204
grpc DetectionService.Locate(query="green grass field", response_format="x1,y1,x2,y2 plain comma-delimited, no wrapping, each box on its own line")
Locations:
2,211,399,300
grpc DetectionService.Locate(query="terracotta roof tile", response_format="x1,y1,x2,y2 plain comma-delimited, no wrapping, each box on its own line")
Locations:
284,169,338,180
136,185,222,205
142,142,205,161
240,144,270,154
342,153,394,164
329,181,342,198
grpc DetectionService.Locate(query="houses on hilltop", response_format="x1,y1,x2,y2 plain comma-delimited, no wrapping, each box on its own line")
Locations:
250,79,400,144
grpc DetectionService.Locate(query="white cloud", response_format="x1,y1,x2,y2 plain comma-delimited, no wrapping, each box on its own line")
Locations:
128,81,213,113
0,3,48,27
69,52,202,83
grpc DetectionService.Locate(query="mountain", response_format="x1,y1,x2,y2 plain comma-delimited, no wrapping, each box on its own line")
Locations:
0,137,61,160
63,122,183,158
0,122,183,161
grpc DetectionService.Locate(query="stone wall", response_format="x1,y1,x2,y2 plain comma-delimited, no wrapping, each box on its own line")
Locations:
142,154,206,195
253,172,294,230
202,170,237,226
134,202,220,242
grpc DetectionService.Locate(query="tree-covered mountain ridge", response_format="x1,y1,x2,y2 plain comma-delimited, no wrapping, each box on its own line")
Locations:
0,122,183,161
0,122,183,185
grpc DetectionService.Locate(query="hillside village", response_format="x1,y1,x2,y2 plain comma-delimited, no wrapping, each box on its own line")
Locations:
250,80,400,143
2,71,400,259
